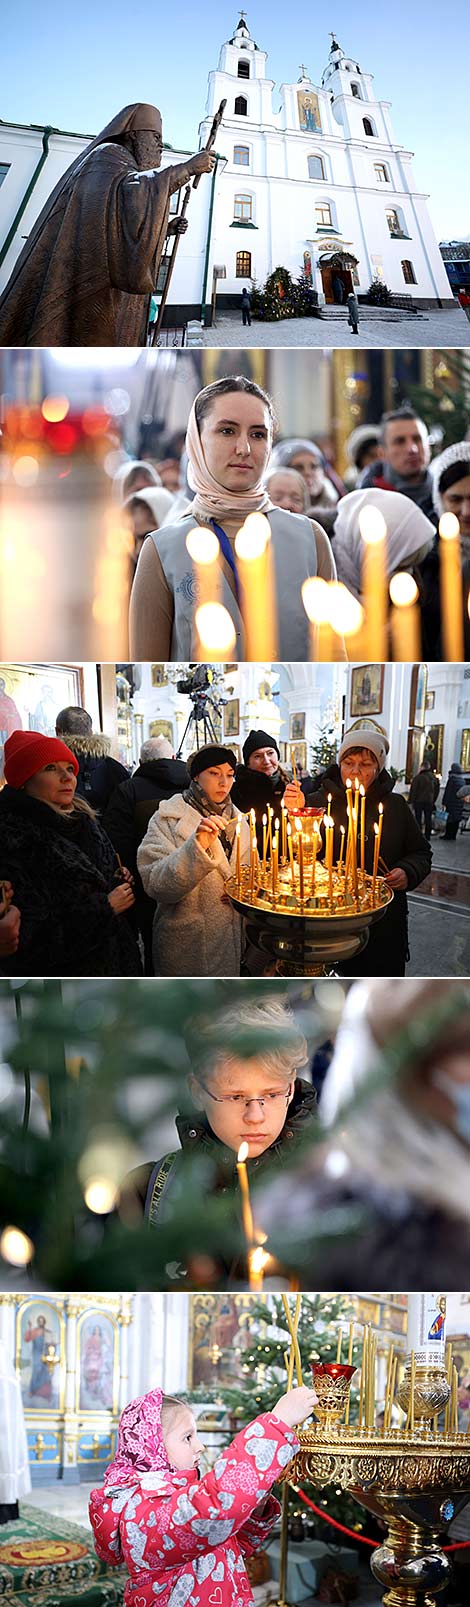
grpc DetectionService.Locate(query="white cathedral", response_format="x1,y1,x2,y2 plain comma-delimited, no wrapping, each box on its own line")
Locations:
0,15,453,318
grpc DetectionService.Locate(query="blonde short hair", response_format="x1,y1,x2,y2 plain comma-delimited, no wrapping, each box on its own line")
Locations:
192,996,308,1084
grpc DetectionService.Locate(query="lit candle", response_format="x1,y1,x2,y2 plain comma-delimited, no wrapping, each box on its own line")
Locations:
338,823,346,873
237,1142,254,1251
271,832,278,899
372,822,380,904
359,504,387,662
194,602,237,662
389,571,421,661
267,805,273,857
301,576,334,660
281,805,287,863
439,512,464,662
360,784,366,887
234,513,278,659
298,829,304,902
250,836,257,899
310,822,320,894
376,801,383,868
287,823,295,890
186,526,220,617
291,746,298,785
323,814,334,904
236,823,241,891
262,813,267,875
247,1245,269,1291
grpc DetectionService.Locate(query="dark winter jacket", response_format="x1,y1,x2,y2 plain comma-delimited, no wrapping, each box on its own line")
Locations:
442,766,466,822
102,757,189,874
120,1078,317,1279
232,765,315,852
359,461,437,524
308,763,432,975
0,787,141,977
57,732,129,813
408,769,440,808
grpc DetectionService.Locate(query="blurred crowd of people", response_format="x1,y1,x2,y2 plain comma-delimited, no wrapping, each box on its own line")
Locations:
119,386,470,661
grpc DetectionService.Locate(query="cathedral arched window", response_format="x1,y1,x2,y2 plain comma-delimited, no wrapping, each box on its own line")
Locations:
363,117,376,136
238,60,250,78
236,250,252,277
234,144,250,165
351,83,362,98
235,95,248,116
386,206,408,238
234,193,253,222
315,201,333,228
401,260,417,284
374,163,390,183
308,155,325,180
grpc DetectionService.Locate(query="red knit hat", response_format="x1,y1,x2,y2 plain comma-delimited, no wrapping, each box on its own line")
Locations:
4,731,80,789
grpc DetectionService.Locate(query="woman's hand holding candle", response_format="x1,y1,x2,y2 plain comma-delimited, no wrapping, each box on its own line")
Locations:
283,781,306,811
195,817,224,852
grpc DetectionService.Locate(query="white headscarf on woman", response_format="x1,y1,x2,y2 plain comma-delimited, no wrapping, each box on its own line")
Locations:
333,488,435,599
113,460,162,503
124,486,175,529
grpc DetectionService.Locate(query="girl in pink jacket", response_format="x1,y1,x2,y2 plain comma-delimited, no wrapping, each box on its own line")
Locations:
89,1383,317,1607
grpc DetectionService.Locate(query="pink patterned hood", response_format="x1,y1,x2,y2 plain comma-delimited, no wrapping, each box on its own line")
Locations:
103,1388,170,1489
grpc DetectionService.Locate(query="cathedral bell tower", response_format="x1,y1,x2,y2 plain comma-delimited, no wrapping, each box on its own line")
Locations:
202,12,275,131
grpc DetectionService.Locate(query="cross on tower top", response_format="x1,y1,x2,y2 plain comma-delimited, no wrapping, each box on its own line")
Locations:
299,63,309,78
239,9,247,21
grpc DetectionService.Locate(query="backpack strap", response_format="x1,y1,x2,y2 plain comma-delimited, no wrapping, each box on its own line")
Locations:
145,1154,179,1228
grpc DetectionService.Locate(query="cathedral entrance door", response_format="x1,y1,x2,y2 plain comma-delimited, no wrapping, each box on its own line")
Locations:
321,264,353,303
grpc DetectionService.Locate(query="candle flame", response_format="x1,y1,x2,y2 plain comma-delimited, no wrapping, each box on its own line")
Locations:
379,802,383,815
359,505,387,544
195,602,236,653
262,813,267,825
238,1142,249,1163
439,512,460,541
374,822,379,836
301,576,331,623
340,824,345,835
327,581,364,635
249,1246,270,1275
359,783,365,797
186,527,220,565
389,571,419,606
235,513,270,560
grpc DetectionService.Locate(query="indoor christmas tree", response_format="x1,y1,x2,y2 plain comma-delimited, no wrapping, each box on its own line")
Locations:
188,1293,371,1538
309,720,338,777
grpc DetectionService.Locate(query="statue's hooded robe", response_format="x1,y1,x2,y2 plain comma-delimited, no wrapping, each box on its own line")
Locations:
0,103,194,347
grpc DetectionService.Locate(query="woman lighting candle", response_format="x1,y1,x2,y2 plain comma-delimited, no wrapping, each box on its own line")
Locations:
308,719,431,975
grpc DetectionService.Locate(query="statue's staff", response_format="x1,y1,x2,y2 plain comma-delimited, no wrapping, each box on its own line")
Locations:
151,99,226,346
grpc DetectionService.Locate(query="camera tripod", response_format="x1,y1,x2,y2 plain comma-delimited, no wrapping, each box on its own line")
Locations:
176,697,222,755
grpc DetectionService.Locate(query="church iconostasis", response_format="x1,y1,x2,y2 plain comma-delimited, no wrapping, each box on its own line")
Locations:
0,1293,132,1483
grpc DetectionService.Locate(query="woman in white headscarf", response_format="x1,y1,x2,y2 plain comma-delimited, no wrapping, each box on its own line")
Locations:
124,487,175,565
129,376,337,661
258,978,470,1289
114,460,162,503
332,486,441,655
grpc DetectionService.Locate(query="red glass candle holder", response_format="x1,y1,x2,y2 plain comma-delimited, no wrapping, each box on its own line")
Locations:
310,1362,357,1424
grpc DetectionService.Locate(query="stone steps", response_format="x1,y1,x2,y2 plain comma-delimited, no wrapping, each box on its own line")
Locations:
319,305,423,320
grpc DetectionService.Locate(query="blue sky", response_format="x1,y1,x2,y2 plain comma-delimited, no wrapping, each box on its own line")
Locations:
2,1,468,239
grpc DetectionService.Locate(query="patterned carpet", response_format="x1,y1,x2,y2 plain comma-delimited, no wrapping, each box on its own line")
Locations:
0,1503,126,1605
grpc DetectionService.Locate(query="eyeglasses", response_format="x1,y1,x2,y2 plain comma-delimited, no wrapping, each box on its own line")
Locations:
196,1079,291,1109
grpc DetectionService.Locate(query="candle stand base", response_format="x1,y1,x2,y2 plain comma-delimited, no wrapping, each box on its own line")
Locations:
291,1426,470,1607
226,878,393,976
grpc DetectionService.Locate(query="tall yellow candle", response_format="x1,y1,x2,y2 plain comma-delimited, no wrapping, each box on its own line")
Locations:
301,576,334,660
439,512,464,661
389,571,421,661
186,526,220,616
262,813,267,875
338,823,346,872
237,1142,254,1249
281,805,287,862
310,822,319,894
235,514,278,659
298,830,304,901
287,823,295,890
360,785,366,885
236,823,241,891
336,1328,343,1364
359,504,387,661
